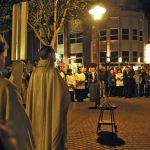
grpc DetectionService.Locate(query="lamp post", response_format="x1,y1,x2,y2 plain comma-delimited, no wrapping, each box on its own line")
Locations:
89,6,106,66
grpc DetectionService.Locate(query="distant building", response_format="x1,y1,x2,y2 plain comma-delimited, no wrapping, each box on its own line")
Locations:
57,0,149,67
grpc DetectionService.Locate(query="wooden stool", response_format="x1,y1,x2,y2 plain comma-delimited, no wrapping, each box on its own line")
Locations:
97,105,117,133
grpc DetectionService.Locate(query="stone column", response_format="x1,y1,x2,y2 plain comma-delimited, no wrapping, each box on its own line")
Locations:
11,2,28,61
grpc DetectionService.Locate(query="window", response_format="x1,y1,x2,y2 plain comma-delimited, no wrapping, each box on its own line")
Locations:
139,31,143,41
133,51,138,62
133,29,138,40
58,34,63,44
100,52,106,62
110,29,118,40
76,53,83,57
110,51,118,62
140,52,143,62
122,51,129,62
69,32,83,43
100,30,106,41
122,29,129,40
70,33,76,43
76,58,83,63
76,33,83,43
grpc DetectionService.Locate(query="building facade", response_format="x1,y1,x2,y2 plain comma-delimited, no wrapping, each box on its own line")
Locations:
57,0,149,67
98,10,148,65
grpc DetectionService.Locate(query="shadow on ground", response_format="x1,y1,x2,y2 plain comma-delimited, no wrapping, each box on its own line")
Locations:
88,106,98,109
97,131,125,147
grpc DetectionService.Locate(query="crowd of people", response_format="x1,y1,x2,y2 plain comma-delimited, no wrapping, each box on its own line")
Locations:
58,64,150,103
4,56,150,105
0,36,70,150
0,33,150,149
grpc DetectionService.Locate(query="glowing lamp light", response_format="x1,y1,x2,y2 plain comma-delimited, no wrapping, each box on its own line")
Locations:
106,57,110,62
55,53,61,61
145,43,150,64
68,56,76,59
138,57,141,63
118,57,122,63
89,6,106,20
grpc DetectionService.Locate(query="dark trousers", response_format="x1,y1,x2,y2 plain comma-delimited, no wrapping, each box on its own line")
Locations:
145,86,150,97
124,84,131,98
84,82,89,98
75,89,85,102
134,84,140,97
70,91,74,102
116,86,123,97
139,83,145,97
109,86,116,97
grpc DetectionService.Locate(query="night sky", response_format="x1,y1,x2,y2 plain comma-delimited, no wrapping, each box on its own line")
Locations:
141,0,150,14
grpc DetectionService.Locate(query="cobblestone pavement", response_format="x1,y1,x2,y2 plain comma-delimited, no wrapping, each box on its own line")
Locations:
67,97,150,150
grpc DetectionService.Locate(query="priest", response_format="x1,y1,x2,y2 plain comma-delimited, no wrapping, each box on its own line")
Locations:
0,37,35,150
26,46,70,150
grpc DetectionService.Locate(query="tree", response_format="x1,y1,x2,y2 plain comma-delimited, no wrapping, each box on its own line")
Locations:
27,0,89,48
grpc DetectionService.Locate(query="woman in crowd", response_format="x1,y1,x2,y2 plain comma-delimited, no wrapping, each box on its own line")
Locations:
115,68,124,97
108,69,116,97
133,70,141,97
88,67,100,106
75,67,86,102
66,69,76,101
145,69,150,97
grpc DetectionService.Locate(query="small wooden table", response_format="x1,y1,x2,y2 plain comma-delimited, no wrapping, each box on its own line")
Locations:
97,105,118,133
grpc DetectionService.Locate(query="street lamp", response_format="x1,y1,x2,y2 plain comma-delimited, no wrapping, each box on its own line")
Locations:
145,42,150,64
89,6,106,20
89,5,106,66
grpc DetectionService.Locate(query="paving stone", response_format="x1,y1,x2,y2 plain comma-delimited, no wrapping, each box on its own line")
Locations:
68,97,150,150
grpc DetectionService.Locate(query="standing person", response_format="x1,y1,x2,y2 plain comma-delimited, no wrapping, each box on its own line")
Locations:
129,66,136,97
133,70,141,97
115,68,124,97
98,64,107,98
26,60,33,74
74,67,86,102
66,69,76,102
139,68,146,97
26,46,70,150
88,67,100,106
0,38,35,150
21,68,29,107
83,67,89,98
58,65,66,80
123,67,132,98
108,69,116,97
144,70,150,97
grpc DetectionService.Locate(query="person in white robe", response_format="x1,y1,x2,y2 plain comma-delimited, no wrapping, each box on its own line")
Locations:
26,46,70,150
74,67,86,102
0,37,35,150
66,69,76,101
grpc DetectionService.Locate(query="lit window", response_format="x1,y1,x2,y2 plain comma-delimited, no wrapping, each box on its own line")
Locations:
122,51,129,62
58,34,63,44
110,29,118,40
100,30,106,41
133,29,138,40
122,29,129,40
